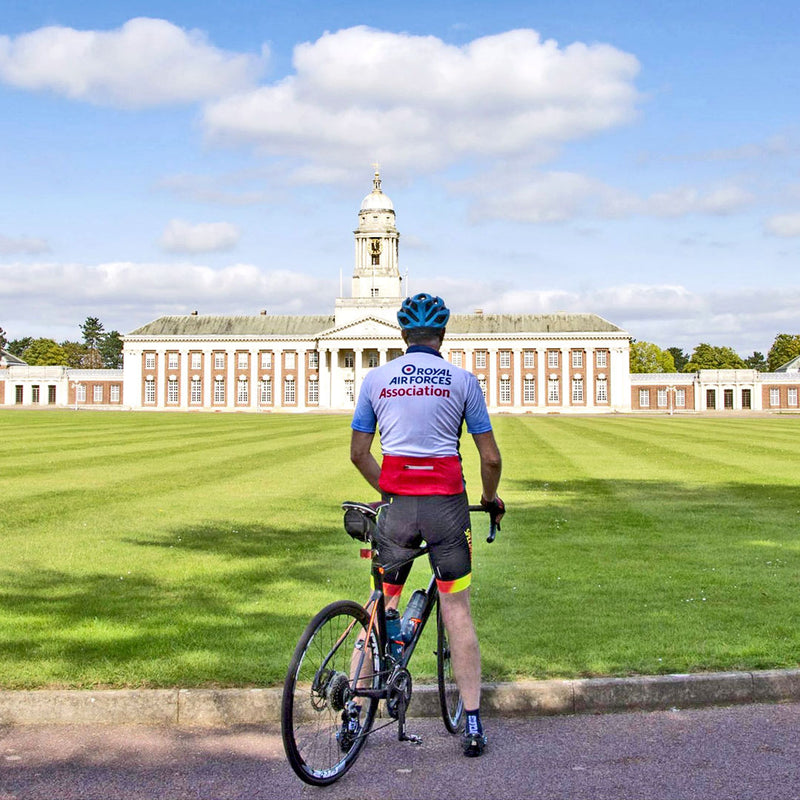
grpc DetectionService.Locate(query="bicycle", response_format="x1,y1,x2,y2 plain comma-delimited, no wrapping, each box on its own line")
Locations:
281,500,498,786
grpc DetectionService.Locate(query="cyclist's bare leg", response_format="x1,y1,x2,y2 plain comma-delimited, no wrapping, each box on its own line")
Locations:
438,588,481,710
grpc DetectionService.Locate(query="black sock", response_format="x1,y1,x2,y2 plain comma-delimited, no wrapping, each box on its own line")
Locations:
465,708,483,736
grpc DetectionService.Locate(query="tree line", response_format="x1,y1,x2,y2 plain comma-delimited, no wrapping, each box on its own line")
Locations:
630,334,800,374
0,317,123,369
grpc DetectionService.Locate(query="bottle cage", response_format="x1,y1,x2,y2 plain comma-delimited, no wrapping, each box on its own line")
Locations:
341,501,384,543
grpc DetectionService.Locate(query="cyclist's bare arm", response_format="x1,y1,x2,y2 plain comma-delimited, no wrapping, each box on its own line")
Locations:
472,431,503,514
350,430,381,493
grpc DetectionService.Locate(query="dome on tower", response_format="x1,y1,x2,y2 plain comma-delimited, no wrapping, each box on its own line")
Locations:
360,169,394,212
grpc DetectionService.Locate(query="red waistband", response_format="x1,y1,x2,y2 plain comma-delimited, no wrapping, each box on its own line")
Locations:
378,455,464,496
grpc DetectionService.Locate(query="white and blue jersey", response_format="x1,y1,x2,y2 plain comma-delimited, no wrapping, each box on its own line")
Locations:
351,345,492,495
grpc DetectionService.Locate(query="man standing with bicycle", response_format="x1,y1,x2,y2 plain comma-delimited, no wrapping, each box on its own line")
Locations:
350,292,504,757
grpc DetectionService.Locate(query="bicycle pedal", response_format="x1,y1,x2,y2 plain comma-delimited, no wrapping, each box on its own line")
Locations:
401,733,423,745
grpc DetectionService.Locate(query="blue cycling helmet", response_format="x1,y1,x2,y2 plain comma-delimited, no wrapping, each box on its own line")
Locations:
397,293,450,330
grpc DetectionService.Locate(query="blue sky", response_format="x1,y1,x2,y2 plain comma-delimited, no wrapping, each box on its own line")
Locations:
1,0,798,356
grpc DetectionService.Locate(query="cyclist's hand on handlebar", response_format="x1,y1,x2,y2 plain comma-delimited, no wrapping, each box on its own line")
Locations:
480,495,505,530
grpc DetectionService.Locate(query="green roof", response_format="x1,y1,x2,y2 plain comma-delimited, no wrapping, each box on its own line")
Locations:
126,311,625,338
447,313,625,334
126,315,335,337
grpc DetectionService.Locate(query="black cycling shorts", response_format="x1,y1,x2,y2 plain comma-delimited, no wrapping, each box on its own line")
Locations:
376,493,473,594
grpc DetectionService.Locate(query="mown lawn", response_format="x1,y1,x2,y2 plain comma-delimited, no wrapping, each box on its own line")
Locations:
1,409,799,688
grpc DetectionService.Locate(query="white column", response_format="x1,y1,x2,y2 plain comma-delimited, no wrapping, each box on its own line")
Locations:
512,348,522,411
328,347,339,409
353,347,363,404
585,346,594,409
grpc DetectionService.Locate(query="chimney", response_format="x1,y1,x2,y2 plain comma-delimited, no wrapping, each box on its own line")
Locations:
474,309,483,316
260,309,267,315
190,310,198,316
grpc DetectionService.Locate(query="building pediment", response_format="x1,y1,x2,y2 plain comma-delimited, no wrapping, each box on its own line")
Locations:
318,316,402,340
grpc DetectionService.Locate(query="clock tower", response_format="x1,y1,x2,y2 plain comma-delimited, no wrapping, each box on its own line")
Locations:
335,169,404,325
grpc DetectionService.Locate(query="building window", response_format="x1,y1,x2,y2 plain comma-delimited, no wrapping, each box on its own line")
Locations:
367,352,379,368
168,353,179,370
144,379,155,404
572,377,584,403
596,350,608,368
308,379,319,404
237,378,248,404
238,353,248,370
548,378,559,403
596,378,608,403
191,352,202,370
639,389,650,408
32,385,40,403
260,378,272,405
676,388,686,407
214,378,225,404
191,378,202,404
261,352,272,369
144,353,156,370
572,351,583,369
371,287,380,296
308,351,319,369
770,388,780,407
344,379,355,403
167,379,179,404
48,385,57,404
524,378,535,403
477,377,487,399
110,385,120,403
284,378,296,404
547,351,559,369
451,351,463,368
657,388,668,408
499,351,511,368
788,388,798,407
214,353,225,370
344,352,355,369
499,377,511,403
285,352,296,369
523,350,535,368
91,385,102,403
475,351,487,369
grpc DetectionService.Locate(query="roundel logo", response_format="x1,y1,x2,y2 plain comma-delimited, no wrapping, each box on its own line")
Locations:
401,364,416,375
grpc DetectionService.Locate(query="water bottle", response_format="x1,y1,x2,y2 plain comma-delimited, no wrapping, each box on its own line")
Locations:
385,608,403,660
400,589,427,643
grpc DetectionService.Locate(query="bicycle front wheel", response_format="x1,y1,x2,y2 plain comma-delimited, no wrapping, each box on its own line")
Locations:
281,600,381,786
436,599,463,733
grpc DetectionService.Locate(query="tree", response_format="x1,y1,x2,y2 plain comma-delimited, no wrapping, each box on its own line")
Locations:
666,347,688,372
683,343,746,372
629,341,676,373
80,316,105,369
744,351,767,371
99,330,124,368
60,340,90,368
766,334,800,371
7,337,33,358
23,338,69,366
0,326,7,351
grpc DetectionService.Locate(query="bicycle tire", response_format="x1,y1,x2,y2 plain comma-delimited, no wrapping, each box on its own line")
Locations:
436,599,463,733
282,600,381,786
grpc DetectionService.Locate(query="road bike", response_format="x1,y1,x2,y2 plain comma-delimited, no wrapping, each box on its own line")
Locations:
281,500,497,786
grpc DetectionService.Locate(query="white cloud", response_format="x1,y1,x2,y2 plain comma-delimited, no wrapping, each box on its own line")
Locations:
203,26,640,173
0,234,50,254
160,220,241,253
764,212,800,237
461,168,753,224
0,17,265,107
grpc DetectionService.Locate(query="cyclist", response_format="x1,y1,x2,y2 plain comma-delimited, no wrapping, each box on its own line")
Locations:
350,292,504,757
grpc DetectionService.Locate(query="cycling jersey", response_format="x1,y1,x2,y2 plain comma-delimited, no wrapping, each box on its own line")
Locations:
351,345,492,495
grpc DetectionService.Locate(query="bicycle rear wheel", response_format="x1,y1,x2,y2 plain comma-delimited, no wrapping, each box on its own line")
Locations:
436,599,463,733
282,600,381,786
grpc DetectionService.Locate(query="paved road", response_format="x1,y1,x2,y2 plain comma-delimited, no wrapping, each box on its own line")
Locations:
2,702,799,800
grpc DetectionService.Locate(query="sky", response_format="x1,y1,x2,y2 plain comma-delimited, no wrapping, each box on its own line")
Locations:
1,0,799,356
